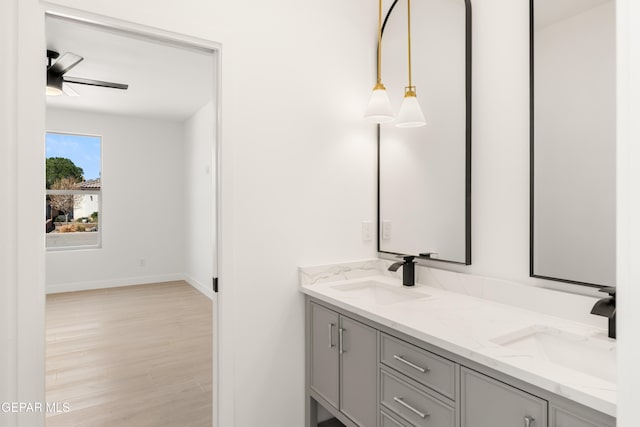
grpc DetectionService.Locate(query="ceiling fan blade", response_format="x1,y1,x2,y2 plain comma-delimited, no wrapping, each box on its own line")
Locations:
62,83,80,97
63,76,128,90
49,52,84,75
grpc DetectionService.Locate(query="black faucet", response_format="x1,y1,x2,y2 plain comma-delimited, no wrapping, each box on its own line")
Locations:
388,255,416,287
591,287,616,339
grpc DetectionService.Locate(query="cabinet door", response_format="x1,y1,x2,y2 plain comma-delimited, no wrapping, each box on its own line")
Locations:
461,367,547,427
310,303,340,409
340,316,378,427
550,405,615,427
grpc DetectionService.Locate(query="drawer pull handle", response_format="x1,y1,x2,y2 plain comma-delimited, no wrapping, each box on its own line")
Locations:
339,328,345,354
393,396,428,419
393,354,429,373
524,416,535,427
328,323,335,348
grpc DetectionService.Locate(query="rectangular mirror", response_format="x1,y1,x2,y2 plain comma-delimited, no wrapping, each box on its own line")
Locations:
378,0,471,264
530,0,616,287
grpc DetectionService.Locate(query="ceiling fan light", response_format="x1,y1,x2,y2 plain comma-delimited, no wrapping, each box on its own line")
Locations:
46,86,63,96
46,72,63,96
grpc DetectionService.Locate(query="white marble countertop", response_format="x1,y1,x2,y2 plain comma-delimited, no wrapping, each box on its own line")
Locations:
300,273,616,417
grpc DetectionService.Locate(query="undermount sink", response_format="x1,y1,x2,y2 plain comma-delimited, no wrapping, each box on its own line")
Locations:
330,280,430,306
491,325,616,383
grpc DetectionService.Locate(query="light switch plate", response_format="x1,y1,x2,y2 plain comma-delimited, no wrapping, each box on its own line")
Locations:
382,220,392,240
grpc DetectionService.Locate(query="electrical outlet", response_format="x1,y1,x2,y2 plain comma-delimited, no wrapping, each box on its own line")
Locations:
362,221,373,241
382,220,392,240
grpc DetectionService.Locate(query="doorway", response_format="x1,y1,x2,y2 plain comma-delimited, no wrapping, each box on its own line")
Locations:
43,11,220,427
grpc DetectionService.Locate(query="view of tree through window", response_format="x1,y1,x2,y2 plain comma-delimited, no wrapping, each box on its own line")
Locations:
46,132,102,249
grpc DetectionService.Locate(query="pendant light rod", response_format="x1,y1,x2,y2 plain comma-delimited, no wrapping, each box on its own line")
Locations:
396,0,425,127
376,0,383,86
365,0,394,122
406,0,413,90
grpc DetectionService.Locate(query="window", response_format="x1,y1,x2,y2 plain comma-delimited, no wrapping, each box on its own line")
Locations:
46,132,102,250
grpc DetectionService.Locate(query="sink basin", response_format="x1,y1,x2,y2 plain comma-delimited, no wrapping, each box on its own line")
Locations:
331,281,430,306
492,326,616,383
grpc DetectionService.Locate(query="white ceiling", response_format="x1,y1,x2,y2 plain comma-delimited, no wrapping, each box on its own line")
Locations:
534,0,612,30
46,16,215,122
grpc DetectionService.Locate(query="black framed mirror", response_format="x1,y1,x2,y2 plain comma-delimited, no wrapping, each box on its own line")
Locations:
377,0,471,265
530,0,616,287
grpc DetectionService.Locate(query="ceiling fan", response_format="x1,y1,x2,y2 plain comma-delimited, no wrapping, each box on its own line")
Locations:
46,50,129,96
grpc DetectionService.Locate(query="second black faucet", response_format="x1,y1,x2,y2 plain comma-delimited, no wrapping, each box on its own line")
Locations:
591,287,616,339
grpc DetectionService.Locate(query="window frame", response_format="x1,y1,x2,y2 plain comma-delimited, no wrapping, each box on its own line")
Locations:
45,131,103,251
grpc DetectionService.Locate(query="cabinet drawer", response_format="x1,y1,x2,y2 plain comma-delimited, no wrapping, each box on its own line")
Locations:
380,368,455,427
381,410,411,427
381,333,456,399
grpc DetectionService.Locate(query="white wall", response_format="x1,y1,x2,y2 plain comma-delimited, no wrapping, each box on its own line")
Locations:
184,101,215,296
616,1,640,425
214,3,379,425
46,108,186,292
533,2,616,286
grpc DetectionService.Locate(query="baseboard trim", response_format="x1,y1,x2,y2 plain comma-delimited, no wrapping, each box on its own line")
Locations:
47,273,215,300
46,274,185,294
184,275,214,300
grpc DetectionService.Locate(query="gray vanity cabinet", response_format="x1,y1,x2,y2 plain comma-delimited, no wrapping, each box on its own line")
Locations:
306,297,616,427
461,367,547,427
309,302,378,427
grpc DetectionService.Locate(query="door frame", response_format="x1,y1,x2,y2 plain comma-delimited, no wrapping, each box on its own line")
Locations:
40,4,223,426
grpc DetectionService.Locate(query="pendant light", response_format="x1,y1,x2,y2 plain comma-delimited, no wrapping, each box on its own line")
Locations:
364,0,394,123
396,0,426,128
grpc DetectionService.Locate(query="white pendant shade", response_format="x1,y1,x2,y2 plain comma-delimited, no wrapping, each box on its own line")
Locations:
364,87,394,123
396,94,426,128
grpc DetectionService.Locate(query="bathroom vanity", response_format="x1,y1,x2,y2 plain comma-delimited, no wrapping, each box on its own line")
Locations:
302,267,616,427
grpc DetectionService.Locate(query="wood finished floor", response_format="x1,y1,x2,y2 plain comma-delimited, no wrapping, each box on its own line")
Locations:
46,281,212,427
